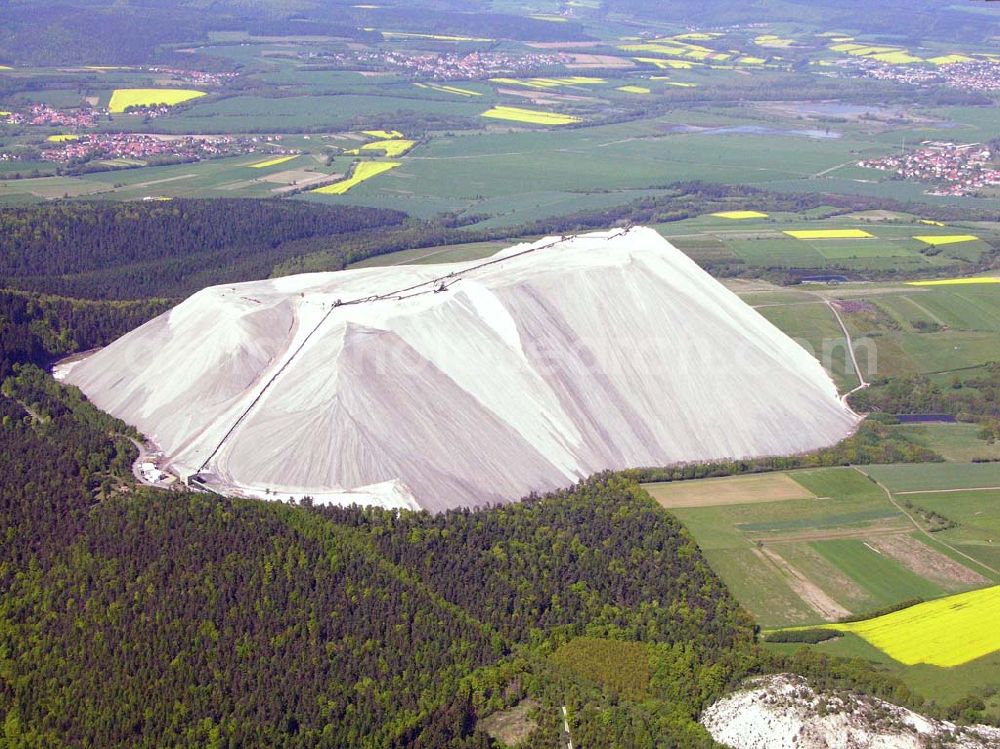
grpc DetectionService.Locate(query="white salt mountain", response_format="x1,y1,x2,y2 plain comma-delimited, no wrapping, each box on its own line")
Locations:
701,674,1000,748
64,227,858,511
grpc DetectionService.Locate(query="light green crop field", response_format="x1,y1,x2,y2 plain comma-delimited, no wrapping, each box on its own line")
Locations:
152,93,487,133
349,240,513,268
754,301,858,391
860,463,1000,492
811,538,946,605
897,489,1000,570
740,278,1000,384
665,465,995,628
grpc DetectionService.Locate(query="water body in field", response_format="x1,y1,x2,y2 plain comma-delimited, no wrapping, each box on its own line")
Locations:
788,102,906,119
665,124,842,139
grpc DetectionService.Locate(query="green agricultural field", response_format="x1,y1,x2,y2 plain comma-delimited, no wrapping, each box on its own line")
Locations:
747,279,1000,383
754,301,858,391
810,538,945,605
728,237,827,267
0,154,341,203
153,93,486,133
652,213,992,278
860,463,1000,492
665,465,995,628
0,174,112,199
293,116,915,227
349,239,512,268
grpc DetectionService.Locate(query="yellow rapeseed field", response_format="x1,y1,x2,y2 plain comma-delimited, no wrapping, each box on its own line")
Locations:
249,155,298,168
913,234,979,246
480,106,581,125
784,229,874,239
621,42,728,61
346,139,416,158
617,85,650,94
414,82,482,97
672,32,721,41
919,219,946,226
754,35,794,48
826,586,1000,666
712,210,769,220
311,161,400,195
362,129,403,139
929,54,974,65
634,57,698,69
490,76,603,89
870,50,922,65
828,43,923,65
108,88,206,113
906,277,1000,287
46,134,80,142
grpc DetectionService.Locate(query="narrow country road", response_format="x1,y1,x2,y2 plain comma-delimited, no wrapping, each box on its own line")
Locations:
562,705,573,749
853,466,998,578
825,299,868,402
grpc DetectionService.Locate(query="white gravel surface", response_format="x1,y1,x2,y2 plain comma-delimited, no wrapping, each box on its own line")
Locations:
702,674,1000,749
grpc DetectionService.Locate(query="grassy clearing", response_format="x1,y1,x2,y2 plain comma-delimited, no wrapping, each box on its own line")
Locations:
647,472,815,509
108,88,205,113
551,637,651,700
902,489,1000,571
756,302,858,390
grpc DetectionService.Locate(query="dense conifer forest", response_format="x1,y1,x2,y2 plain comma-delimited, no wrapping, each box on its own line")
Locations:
0,200,407,299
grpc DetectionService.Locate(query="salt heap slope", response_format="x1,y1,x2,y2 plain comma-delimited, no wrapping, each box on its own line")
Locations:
66,227,858,511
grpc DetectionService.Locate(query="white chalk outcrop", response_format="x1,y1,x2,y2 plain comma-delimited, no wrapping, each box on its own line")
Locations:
701,674,1000,749
63,227,857,510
